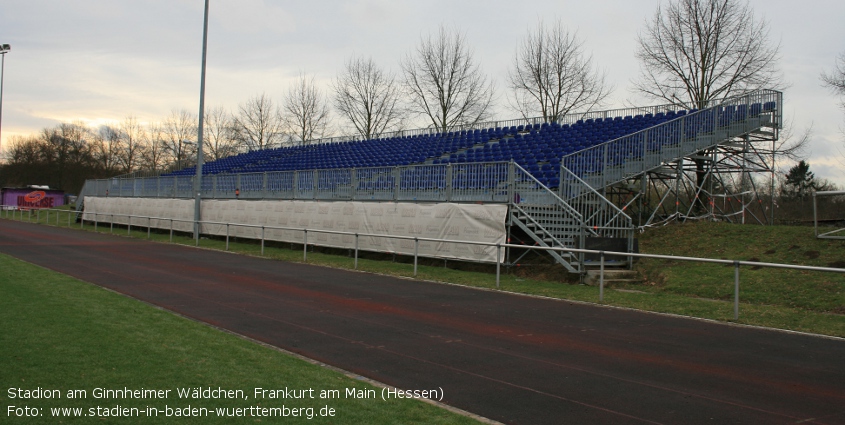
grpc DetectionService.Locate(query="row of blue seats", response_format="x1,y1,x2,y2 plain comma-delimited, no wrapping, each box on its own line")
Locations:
170,112,677,177
166,101,775,188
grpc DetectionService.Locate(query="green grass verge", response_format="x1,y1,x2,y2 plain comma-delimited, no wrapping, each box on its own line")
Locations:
0,253,480,424
5,211,845,338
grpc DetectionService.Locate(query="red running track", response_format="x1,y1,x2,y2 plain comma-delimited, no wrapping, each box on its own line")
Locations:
1,219,844,425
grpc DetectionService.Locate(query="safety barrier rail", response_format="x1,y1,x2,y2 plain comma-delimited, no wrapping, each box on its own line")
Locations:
5,204,842,322
813,190,845,240
86,162,519,203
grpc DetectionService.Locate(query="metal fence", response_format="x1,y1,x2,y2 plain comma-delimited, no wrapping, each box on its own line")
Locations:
85,162,518,204
813,190,845,240
4,205,843,322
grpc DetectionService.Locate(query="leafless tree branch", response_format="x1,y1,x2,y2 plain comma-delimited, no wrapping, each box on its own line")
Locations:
233,93,285,151
634,0,783,109
508,20,611,122
282,74,332,145
401,25,494,133
118,116,145,174
203,106,240,161
333,56,405,140
162,109,198,169
821,51,845,98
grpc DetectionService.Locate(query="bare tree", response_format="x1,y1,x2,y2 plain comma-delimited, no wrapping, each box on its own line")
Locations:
43,122,94,172
401,25,494,133
232,94,285,151
775,121,811,162
0,124,108,193
203,106,240,161
282,74,332,145
635,0,782,214
821,51,845,163
333,56,404,139
2,134,41,165
508,21,610,122
118,116,146,174
32,122,98,191
161,109,198,170
634,0,782,109
91,124,121,174
140,122,168,172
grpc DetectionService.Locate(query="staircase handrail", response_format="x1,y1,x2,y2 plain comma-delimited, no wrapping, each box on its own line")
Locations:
558,166,633,230
560,89,783,181
511,162,584,223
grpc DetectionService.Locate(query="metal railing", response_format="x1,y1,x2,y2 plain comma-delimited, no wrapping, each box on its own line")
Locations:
84,162,519,204
4,204,843,322
559,166,633,241
561,89,782,192
813,190,845,240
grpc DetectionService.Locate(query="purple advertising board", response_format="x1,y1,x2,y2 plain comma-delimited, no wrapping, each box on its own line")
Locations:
1,188,65,209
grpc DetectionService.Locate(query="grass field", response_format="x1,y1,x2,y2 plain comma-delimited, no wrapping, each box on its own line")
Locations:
0,253,480,424
4,208,845,338
634,221,845,312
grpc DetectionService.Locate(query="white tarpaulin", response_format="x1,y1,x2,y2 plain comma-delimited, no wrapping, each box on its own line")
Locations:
83,197,195,232
83,197,507,263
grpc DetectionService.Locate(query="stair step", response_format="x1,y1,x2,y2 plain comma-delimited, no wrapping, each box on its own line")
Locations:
584,269,642,286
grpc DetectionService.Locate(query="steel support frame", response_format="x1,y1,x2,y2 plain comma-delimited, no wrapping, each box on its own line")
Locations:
607,126,779,227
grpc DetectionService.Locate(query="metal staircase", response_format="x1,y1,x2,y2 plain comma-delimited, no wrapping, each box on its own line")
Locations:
553,90,781,256
509,164,586,272
561,90,781,197
508,90,782,272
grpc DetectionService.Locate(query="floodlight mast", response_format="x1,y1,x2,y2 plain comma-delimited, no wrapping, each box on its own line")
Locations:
194,1,208,242
0,44,10,154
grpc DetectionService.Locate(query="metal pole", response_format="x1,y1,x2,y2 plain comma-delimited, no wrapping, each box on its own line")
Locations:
225,224,230,251
813,192,818,237
170,219,174,242
193,0,209,241
413,238,418,277
599,251,605,302
734,261,740,320
261,226,265,255
303,229,308,261
354,233,359,269
496,244,501,289
147,217,151,239
0,45,10,152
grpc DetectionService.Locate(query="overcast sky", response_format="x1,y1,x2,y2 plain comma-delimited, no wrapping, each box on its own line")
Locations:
1,0,843,184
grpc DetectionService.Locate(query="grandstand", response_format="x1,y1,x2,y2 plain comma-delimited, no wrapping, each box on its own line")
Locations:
78,89,782,273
